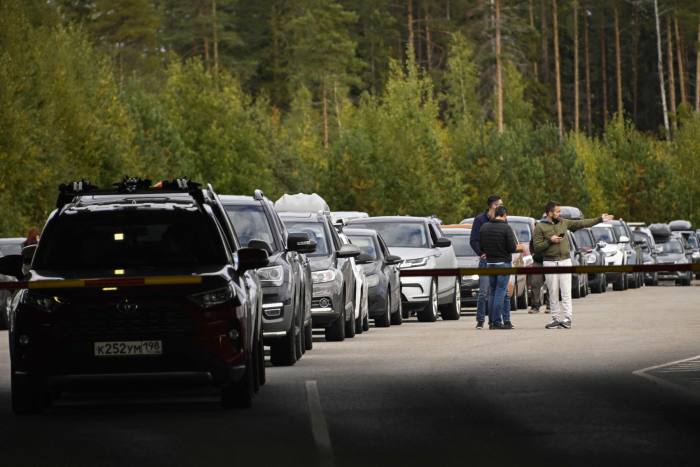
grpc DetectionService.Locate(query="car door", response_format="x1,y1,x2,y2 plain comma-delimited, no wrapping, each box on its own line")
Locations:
428,222,456,297
327,218,354,314
377,234,401,309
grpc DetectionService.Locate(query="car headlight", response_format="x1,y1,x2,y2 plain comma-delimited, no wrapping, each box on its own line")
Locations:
189,285,235,309
312,269,338,284
22,291,63,313
692,252,700,259
462,274,479,281
399,257,429,269
586,255,597,264
257,265,284,286
366,274,380,287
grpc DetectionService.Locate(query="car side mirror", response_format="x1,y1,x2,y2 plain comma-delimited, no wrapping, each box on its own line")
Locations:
596,241,607,249
22,245,37,266
0,254,23,281
337,244,361,258
287,232,317,254
248,239,272,255
356,253,374,264
237,247,269,272
618,235,630,243
385,254,402,265
434,237,452,248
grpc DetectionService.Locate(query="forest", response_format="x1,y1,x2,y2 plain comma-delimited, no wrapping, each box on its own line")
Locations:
1,0,699,236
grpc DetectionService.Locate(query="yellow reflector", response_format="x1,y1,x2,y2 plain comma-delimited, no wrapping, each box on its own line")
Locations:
114,233,124,241
102,287,118,292
114,269,125,275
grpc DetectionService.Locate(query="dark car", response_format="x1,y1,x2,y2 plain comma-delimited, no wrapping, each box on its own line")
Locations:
0,179,270,414
565,232,589,298
573,228,608,293
344,228,402,327
669,221,700,278
221,191,316,366
632,228,659,286
277,211,360,341
655,237,693,286
609,220,644,289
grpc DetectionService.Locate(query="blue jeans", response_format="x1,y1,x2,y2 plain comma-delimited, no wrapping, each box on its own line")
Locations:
476,258,490,323
487,262,511,325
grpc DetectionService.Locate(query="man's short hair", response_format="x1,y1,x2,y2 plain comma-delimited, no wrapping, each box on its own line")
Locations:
544,201,560,214
494,206,508,218
487,195,502,207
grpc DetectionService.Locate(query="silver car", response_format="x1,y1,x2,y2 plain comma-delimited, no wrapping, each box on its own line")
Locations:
346,216,460,322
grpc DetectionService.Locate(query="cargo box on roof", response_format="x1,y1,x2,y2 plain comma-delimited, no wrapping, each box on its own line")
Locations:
669,220,693,231
649,223,672,241
274,193,330,213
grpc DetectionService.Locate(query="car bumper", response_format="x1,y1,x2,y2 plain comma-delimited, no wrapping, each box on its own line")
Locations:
260,285,295,342
460,279,479,307
310,279,343,328
400,276,433,310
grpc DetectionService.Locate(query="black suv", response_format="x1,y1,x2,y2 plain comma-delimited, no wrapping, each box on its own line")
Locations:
0,179,269,414
220,191,315,366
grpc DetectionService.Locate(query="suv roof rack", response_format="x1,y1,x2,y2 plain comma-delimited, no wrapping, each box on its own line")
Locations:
254,189,265,201
56,177,205,210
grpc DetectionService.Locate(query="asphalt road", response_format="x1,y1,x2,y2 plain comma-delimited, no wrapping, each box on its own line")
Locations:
1,281,699,467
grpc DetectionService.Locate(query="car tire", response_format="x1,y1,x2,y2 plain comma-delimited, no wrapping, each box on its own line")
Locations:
295,315,304,361
304,321,313,351
613,273,625,291
417,280,438,323
344,304,356,339
270,326,297,366
439,279,461,320
375,293,391,328
362,314,370,331
221,355,255,410
390,289,403,325
628,272,640,289
355,315,363,335
11,371,48,415
325,305,346,342
257,328,266,388
572,276,581,298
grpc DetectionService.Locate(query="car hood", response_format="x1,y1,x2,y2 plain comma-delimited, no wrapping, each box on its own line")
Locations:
656,253,686,264
308,255,335,271
387,247,436,261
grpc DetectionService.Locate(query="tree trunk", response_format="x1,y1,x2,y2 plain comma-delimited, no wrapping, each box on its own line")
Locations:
573,1,580,132
696,20,700,113
322,82,329,149
425,2,433,71
599,7,608,128
654,0,670,138
674,14,688,106
667,15,677,131
529,0,538,79
541,0,549,83
212,0,219,74
552,0,563,137
407,0,414,61
495,0,504,133
613,1,623,118
584,9,593,135
631,6,641,124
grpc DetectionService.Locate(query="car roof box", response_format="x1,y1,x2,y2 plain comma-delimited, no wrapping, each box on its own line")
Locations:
669,219,692,231
559,206,584,220
274,193,330,213
649,223,672,240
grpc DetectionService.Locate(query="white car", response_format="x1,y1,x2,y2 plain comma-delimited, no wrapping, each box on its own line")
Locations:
591,223,629,291
346,216,460,322
339,231,370,334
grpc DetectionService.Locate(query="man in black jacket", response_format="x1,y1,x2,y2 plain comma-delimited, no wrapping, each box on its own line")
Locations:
470,194,503,329
479,206,520,329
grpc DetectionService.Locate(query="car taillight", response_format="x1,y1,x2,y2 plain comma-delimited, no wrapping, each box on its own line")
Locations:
188,285,235,309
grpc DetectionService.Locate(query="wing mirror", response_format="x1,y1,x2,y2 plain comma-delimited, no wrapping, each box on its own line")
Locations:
287,232,317,254
0,254,23,281
237,247,269,272
385,254,402,265
618,235,630,243
434,237,452,248
337,244,361,258
355,253,374,264
248,239,272,255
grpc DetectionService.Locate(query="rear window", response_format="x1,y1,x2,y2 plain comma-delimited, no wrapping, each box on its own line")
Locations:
592,226,617,244
660,240,683,254
225,204,277,251
444,233,477,257
509,221,532,242
0,243,22,256
349,222,429,248
282,220,330,257
34,210,228,270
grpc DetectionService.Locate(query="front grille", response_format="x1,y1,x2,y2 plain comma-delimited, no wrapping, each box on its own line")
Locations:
58,302,195,340
311,297,332,309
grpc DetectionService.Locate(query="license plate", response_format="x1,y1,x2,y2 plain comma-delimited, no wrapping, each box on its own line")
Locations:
94,340,162,357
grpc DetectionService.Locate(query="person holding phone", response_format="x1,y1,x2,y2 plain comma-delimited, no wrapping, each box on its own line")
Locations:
533,202,614,329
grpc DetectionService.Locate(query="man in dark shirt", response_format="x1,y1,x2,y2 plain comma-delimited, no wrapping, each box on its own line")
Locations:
479,206,519,329
469,195,503,329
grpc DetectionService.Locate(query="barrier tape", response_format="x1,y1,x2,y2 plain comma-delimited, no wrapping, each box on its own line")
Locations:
0,275,203,291
400,263,700,277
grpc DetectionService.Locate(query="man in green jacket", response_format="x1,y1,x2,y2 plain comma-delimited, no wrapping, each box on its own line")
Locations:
533,201,614,329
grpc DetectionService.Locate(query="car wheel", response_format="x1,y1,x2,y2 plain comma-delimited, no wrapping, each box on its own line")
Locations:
270,325,297,366
221,354,255,409
325,304,346,342
375,293,391,328
11,371,48,415
362,314,370,331
628,272,639,289
390,288,403,325
304,321,313,351
344,303,356,339
439,279,461,320
295,313,304,361
417,280,438,322
572,276,581,298
613,273,625,291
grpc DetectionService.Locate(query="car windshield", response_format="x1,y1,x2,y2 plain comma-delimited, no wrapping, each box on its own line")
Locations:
347,235,378,260
444,233,477,257
574,230,594,249
592,226,617,244
633,233,651,252
509,221,531,242
660,240,684,254
34,210,228,270
283,220,330,257
225,204,276,251
349,222,429,248
687,235,699,249
612,224,628,240
0,243,22,256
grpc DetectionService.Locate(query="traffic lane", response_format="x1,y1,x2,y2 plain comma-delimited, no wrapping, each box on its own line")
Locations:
0,283,698,466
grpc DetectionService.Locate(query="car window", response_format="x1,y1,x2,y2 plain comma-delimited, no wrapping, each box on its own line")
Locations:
225,204,277,251
660,240,684,254
376,235,390,259
509,221,532,242
612,223,628,240
687,235,699,249
349,222,430,248
35,210,228,270
0,243,22,256
592,226,616,243
348,235,378,260
443,233,477,257
574,230,593,249
283,220,330,257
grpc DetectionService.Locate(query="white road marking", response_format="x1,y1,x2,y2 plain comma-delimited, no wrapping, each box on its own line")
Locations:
305,380,334,467
633,354,700,399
